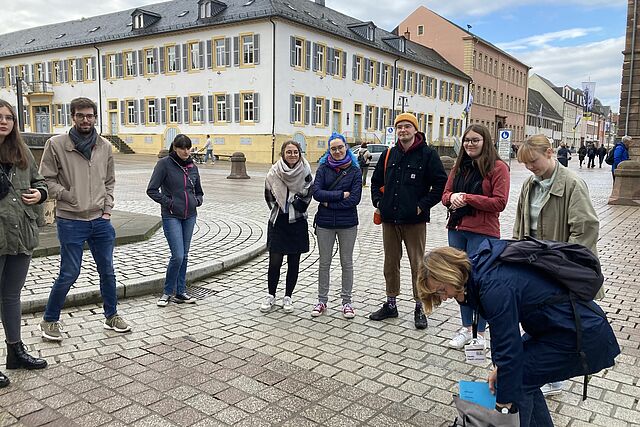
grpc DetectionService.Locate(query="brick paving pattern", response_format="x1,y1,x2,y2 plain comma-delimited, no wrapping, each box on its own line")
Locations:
1,155,639,426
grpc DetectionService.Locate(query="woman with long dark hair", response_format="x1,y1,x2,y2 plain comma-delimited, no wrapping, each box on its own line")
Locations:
441,124,510,350
261,140,313,313
147,134,204,307
0,100,48,387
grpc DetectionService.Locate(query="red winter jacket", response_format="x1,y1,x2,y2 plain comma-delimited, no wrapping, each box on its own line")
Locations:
441,160,510,238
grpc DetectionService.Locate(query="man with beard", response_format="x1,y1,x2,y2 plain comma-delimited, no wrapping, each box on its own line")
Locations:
38,97,130,341
369,113,447,330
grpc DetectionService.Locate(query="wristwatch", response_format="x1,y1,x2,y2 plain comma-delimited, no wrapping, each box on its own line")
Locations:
495,404,518,414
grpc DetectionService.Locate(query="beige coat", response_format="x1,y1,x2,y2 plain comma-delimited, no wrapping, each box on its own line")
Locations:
39,133,114,221
513,163,603,298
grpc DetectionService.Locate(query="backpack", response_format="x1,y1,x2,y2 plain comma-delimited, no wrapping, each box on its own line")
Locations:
357,148,365,166
498,236,603,300
494,236,605,401
604,147,615,165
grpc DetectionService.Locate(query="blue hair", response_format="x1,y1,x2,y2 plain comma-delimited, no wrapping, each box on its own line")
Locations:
327,131,346,147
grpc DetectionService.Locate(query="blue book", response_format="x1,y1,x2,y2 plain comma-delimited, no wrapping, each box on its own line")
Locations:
459,381,497,409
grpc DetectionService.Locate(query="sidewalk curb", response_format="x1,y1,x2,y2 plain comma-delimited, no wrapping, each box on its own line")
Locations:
21,241,267,315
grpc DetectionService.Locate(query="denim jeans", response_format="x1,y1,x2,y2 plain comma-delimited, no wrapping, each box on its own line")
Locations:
448,229,496,332
162,216,197,295
204,149,214,164
44,217,117,322
518,382,554,426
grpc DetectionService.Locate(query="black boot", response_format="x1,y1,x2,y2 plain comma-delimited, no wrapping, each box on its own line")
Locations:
0,371,9,388
6,341,48,370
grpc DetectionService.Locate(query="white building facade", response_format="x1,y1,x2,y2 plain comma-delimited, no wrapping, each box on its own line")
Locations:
0,0,469,163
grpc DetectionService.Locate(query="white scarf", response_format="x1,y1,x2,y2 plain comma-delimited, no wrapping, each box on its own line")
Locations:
265,157,312,223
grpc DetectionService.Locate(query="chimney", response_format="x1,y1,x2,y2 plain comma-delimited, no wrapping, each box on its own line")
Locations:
404,27,410,40
315,0,325,6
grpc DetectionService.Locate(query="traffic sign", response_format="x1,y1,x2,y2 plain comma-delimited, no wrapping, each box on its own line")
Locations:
499,130,512,142
385,126,395,145
497,128,512,163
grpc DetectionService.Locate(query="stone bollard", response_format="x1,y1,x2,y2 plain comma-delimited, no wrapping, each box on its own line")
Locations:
440,155,455,176
608,160,640,206
227,152,250,179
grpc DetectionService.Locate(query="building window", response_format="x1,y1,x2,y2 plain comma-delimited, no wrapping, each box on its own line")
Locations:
146,99,157,124
293,38,304,68
55,104,64,126
314,98,325,125
133,14,144,29
241,35,255,65
127,100,136,125
242,93,254,122
191,96,202,123
293,94,303,124
167,45,178,72
214,38,227,67
366,106,374,130
34,63,43,82
125,51,135,77
355,56,363,82
168,97,178,123
84,57,95,80
106,55,116,79
189,42,201,70
215,94,227,122
145,48,156,74
333,49,342,77
417,25,424,36
69,59,78,82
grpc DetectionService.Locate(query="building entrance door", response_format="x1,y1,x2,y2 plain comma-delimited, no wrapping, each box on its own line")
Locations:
34,106,50,133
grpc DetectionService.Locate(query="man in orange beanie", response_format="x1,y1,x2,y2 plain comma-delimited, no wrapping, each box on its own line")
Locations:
369,112,447,329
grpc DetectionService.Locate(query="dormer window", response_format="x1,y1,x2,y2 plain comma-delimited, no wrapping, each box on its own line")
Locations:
134,13,144,29
130,9,161,31
366,26,374,41
382,36,406,53
199,0,227,19
348,22,376,42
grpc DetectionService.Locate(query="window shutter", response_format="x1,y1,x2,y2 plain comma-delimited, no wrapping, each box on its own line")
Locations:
182,44,188,71
375,107,380,130
175,45,181,71
25,106,30,127
342,52,347,78
324,99,330,126
304,96,310,125
28,64,34,82
311,97,316,124
376,62,381,86
137,50,144,75
290,94,295,123
153,48,159,74
183,96,189,122
305,41,311,70
225,94,231,122
234,93,240,122
133,100,139,124
61,104,67,126
253,34,260,65
233,37,239,66
76,59,84,81
160,98,166,124
253,93,259,122
208,95,213,122
0,69,4,87
312,43,318,72
116,53,123,78
140,99,145,124
206,40,212,68
364,105,369,129
224,38,231,67
176,97,182,123
199,41,205,69
404,71,408,92
48,61,53,82
62,60,69,82
327,48,334,75
290,37,296,67
120,100,125,125
352,55,357,80
159,47,165,73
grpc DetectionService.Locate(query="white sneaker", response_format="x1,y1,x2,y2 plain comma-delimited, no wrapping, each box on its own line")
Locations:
282,296,294,313
448,328,473,349
260,294,276,312
541,381,565,396
157,294,171,307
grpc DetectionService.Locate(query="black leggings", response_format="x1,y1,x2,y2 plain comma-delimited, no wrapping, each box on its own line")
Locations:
0,254,31,343
268,252,301,297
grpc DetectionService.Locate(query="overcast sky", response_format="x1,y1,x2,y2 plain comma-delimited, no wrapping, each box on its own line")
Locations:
3,0,628,112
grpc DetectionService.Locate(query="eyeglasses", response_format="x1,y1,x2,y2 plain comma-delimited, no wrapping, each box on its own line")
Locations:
74,113,96,121
396,124,414,130
463,138,483,145
0,114,15,122
329,145,346,152
284,150,299,155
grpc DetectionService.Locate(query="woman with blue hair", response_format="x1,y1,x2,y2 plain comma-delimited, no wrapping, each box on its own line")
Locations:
311,132,362,318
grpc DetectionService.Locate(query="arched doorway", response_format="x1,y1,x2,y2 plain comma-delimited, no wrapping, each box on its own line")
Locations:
293,132,307,154
164,127,179,149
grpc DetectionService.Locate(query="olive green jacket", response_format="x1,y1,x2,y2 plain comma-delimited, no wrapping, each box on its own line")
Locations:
0,149,48,256
513,163,604,299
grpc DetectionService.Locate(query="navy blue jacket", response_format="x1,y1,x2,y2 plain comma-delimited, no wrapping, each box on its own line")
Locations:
147,154,204,219
464,239,620,405
312,156,362,229
370,132,447,224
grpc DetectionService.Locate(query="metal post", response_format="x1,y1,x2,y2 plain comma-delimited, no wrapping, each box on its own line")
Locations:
15,76,25,132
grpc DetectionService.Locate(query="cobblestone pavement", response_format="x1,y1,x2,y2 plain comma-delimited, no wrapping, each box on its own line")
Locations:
1,155,639,426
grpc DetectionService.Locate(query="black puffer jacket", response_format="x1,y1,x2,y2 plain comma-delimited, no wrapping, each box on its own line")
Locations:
371,132,447,224
147,153,204,219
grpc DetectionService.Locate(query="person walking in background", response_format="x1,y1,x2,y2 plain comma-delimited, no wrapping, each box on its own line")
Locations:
441,124,510,349
556,142,570,167
357,142,373,186
369,113,447,330
612,136,631,181
587,144,596,168
597,143,607,168
261,141,313,313
0,100,48,387
203,135,214,165
147,134,204,307
311,132,362,319
415,245,620,427
577,144,587,168
513,134,601,396
39,97,130,341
